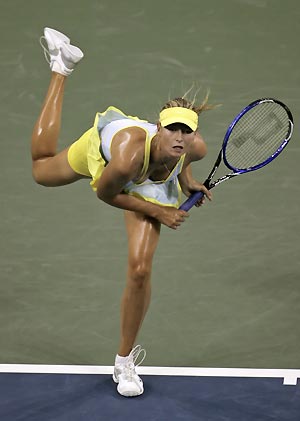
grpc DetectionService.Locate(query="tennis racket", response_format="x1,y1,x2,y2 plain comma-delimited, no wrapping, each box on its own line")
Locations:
179,98,293,211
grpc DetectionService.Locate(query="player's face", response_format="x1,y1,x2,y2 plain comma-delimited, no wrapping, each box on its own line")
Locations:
158,122,196,157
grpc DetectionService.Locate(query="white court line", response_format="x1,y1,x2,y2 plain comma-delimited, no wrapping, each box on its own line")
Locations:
0,364,299,385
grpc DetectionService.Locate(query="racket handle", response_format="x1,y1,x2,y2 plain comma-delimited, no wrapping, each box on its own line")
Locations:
179,191,204,211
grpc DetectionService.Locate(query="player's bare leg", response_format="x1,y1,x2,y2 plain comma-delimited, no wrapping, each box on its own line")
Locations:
113,211,161,397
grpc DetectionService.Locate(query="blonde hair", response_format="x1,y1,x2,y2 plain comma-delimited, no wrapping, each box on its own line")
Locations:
161,90,218,116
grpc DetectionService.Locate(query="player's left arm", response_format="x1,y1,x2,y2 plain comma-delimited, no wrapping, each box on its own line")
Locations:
178,132,212,203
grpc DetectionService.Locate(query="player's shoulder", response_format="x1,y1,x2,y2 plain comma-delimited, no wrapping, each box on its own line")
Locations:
122,125,147,138
187,131,207,161
114,125,147,144
110,125,147,163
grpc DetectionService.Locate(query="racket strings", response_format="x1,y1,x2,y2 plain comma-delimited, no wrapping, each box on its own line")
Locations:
225,102,290,170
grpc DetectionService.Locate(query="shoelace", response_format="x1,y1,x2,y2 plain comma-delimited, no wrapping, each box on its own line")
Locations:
123,345,146,383
130,344,146,367
39,36,52,64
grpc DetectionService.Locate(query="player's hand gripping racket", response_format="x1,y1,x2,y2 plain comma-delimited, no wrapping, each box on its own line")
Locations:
180,98,293,211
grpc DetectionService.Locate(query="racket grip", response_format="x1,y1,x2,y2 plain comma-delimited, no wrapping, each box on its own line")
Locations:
179,191,204,211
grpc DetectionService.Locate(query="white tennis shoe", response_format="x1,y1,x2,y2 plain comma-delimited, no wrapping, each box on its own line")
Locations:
40,27,84,76
113,345,146,397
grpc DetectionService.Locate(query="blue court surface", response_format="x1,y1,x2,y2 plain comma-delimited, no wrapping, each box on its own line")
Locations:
0,366,299,420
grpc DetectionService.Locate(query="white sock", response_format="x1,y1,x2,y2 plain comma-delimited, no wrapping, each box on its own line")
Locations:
115,354,129,365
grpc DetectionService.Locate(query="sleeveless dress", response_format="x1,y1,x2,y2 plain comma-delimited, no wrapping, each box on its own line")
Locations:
67,106,185,208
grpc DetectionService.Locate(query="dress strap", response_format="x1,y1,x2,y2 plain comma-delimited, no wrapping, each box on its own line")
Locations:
135,132,154,184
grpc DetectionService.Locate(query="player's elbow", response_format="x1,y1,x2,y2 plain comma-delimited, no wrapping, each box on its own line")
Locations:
96,185,115,204
96,186,106,202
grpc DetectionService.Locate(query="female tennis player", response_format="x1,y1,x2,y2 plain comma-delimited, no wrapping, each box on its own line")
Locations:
32,28,213,397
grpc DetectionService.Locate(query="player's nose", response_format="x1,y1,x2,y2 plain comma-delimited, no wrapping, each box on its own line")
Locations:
174,129,184,141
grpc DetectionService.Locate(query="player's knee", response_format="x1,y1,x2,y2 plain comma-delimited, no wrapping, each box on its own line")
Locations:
32,168,44,186
32,165,51,187
128,261,151,288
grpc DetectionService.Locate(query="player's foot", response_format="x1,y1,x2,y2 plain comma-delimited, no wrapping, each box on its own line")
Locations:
40,27,84,76
113,345,146,397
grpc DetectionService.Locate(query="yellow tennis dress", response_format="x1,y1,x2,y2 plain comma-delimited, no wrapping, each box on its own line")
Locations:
67,106,185,208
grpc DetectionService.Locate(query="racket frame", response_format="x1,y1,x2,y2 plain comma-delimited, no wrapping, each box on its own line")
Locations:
222,98,294,173
179,98,294,211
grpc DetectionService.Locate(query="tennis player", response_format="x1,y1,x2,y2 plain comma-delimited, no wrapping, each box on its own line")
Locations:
32,28,213,397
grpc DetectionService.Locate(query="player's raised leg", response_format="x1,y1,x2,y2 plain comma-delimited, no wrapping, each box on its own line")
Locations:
31,28,84,187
